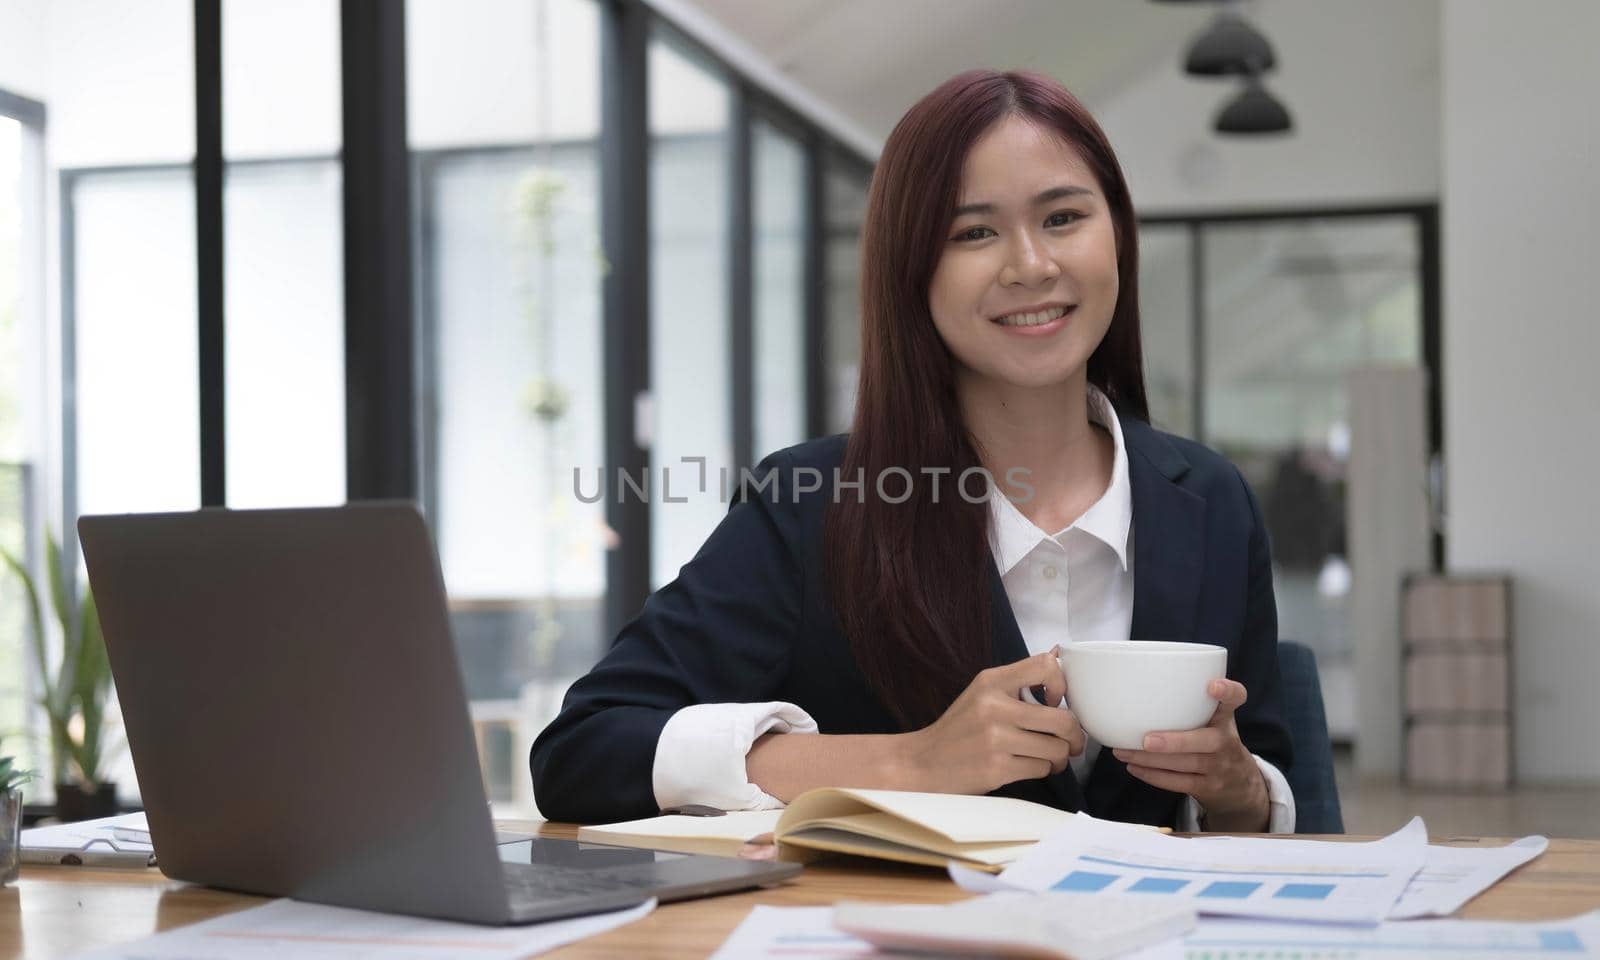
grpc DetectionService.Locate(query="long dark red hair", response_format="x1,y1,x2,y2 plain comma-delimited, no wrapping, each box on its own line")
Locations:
823,69,1150,730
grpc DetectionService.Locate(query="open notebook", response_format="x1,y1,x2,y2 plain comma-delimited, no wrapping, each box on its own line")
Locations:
577,788,1093,873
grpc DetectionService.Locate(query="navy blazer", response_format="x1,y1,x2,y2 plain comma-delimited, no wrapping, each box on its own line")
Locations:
529,414,1293,826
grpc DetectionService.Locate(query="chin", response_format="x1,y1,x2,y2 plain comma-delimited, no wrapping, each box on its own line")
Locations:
991,367,1084,391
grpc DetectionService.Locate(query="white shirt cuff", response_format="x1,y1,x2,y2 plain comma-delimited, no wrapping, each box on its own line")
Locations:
651,702,819,812
1179,753,1297,833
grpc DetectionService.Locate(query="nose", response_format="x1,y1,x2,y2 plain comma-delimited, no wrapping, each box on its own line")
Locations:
998,228,1060,287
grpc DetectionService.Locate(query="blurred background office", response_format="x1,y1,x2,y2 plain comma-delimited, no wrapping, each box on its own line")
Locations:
0,0,1594,833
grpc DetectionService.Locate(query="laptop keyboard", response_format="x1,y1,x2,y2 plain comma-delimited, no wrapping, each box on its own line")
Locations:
501,862,663,903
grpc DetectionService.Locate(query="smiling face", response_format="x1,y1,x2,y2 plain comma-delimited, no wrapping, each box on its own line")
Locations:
928,115,1121,392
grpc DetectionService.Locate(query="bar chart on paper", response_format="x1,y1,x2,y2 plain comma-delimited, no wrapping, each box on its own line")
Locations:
1046,853,1392,916
1000,817,1430,923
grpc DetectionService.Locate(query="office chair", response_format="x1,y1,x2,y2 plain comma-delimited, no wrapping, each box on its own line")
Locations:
1278,640,1345,834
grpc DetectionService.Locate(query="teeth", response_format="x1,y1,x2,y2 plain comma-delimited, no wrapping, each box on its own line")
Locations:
995,305,1068,327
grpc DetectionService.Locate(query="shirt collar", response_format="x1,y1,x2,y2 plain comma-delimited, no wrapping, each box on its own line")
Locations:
987,384,1133,576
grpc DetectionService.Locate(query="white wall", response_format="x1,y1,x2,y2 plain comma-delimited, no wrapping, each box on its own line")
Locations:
1095,0,1439,213
408,0,601,147
48,0,193,166
1441,0,1600,782
0,0,47,101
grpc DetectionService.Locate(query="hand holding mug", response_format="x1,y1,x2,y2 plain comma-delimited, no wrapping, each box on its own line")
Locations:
1111,678,1269,831
901,648,1086,795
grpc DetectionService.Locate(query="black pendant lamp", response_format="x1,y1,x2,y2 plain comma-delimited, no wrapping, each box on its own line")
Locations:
1152,0,1294,137
1215,75,1293,134
1185,12,1276,76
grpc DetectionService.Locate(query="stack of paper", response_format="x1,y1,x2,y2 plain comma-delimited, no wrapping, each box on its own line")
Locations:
1384,835,1547,918
986,815,1430,923
951,815,1549,924
706,815,1564,958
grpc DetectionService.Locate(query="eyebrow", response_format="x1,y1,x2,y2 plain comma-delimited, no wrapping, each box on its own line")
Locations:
952,185,1095,218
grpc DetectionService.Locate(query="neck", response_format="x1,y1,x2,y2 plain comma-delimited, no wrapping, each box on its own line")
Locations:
957,368,1111,525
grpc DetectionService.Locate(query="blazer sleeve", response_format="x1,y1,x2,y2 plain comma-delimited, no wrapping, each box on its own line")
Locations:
1231,466,1295,777
528,450,805,823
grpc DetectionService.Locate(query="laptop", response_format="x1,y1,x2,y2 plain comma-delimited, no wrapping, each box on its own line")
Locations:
77,502,800,925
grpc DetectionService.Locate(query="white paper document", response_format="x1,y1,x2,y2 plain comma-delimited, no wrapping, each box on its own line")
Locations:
1390,835,1549,918
70,896,656,960
1189,830,1551,920
706,898,1596,960
1118,909,1600,959
707,904,1184,960
996,815,1428,923
707,906,875,960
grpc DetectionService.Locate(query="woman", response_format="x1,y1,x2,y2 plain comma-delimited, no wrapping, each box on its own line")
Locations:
530,69,1294,833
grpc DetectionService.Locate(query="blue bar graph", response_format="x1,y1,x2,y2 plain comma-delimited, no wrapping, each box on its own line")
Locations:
1052,871,1120,893
1539,931,1584,950
1275,882,1336,900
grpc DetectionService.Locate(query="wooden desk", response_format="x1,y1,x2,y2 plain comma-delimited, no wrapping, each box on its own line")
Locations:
5,825,1599,960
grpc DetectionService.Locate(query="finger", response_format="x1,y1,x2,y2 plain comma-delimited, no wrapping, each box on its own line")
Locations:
1125,763,1204,796
988,648,1065,702
1112,749,1209,774
1140,727,1225,755
1007,729,1074,775
1038,646,1066,708
1207,678,1248,718
1003,755,1053,784
1001,699,1085,754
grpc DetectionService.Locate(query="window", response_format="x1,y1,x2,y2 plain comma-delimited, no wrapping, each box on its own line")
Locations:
1136,211,1434,742
824,156,871,434
751,117,807,460
410,0,605,812
647,28,733,591
0,107,42,784
70,170,200,518
1,0,875,817
222,0,345,509
1135,224,1195,437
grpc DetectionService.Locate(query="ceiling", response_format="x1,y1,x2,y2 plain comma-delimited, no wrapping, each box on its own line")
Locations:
682,0,1216,153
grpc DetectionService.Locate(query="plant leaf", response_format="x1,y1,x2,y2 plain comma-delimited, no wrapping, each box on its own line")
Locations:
44,534,72,638
46,535,81,710
46,712,73,785
75,588,109,783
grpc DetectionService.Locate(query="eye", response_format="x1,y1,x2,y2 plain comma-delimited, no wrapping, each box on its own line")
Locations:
953,225,995,242
1047,210,1084,228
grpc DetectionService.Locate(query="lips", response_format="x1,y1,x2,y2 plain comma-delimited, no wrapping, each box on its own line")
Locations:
991,304,1077,327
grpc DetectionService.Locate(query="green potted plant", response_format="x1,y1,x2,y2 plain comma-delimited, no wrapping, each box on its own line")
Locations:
1,743,35,884
0,534,117,822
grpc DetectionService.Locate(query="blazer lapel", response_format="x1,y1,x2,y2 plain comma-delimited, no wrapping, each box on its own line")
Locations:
1084,414,1208,822
986,552,1030,666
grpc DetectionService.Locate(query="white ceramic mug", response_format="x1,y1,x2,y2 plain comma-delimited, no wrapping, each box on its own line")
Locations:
1057,640,1228,750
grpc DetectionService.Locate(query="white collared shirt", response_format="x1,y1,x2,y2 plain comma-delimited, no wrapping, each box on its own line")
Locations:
649,386,1295,832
